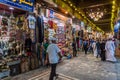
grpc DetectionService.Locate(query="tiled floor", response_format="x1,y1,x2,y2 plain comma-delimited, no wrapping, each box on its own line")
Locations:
28,71,79,80
58,53,120,80
3,52,120,80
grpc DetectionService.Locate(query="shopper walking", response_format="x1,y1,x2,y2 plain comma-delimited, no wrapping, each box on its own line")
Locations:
46,37,62,80
83,39,89,55
79,38,83,51
105,38,117,62
88,39,94,53
92,40,97,57
72,38,77,57
96,40,101,58
100,40,106,61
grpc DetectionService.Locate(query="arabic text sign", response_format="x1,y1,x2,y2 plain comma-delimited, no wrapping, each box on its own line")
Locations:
0,0,34,12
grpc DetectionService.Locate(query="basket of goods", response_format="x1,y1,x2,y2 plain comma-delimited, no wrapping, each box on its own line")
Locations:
9,38,14,42
1,26,7,31
17,17,24,29
1,31,7,36
9,32,16,37
0,60,10,78
20,55,29,73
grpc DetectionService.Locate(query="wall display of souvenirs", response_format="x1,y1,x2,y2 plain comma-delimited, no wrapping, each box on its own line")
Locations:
56,25,65,43
0,12,37,78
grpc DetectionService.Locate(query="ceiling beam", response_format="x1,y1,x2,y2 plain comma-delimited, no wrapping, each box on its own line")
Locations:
81,2,112,9
96,23,110,25
77,0,112,9
94,19,111,23
99,27,111,31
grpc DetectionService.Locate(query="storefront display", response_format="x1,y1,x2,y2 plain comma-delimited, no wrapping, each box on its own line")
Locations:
37,15,44,43
56,23,65,43
0,1,41,78
42,9,73,56
114,11,120,57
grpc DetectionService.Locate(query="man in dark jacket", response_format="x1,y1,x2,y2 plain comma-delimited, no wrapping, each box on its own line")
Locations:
83,39,89,55
72,38,77,57
96,40,101,58
100,40,106,61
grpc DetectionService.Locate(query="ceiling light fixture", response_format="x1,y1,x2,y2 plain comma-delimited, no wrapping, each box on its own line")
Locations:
72,16,75,18
60,0,104,33
88,8,105,21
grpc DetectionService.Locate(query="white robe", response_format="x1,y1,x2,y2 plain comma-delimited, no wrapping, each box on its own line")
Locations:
92,42,97,57
105,41,117,62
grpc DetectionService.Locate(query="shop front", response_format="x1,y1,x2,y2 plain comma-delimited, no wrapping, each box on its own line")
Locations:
43,9,73,58
0,0,40,78
72,18,81,50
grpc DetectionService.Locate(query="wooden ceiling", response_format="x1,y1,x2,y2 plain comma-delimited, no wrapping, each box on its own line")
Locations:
70,0,117,32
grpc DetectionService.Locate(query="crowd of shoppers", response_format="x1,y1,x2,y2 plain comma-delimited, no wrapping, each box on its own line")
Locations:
79,38,117,62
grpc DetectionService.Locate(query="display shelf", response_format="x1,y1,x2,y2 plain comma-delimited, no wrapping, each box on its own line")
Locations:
0,70,10,79
7,60,20,66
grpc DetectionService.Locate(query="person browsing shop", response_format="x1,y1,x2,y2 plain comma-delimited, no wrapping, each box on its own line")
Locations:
46,37,62,80
83,39,89,55
72,38,77,57
43,39,49,67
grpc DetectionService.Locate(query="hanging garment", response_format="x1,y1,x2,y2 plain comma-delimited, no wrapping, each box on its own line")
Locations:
27,15,36,29
25,38,32,52
48,20,53,29
37,16,44,43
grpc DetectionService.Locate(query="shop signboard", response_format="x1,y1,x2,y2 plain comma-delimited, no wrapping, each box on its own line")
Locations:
46,9,54,18
0,0,34,12
49,10,54,18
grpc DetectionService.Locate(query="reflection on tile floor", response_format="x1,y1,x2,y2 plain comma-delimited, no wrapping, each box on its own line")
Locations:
28,71,79,80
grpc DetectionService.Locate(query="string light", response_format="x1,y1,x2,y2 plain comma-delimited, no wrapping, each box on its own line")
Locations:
70,4,72,6
68,1,71,4
61,0,104,32
65,11,68,14
111,0,116,31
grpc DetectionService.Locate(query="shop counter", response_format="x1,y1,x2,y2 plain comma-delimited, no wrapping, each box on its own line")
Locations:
7,60,21,76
